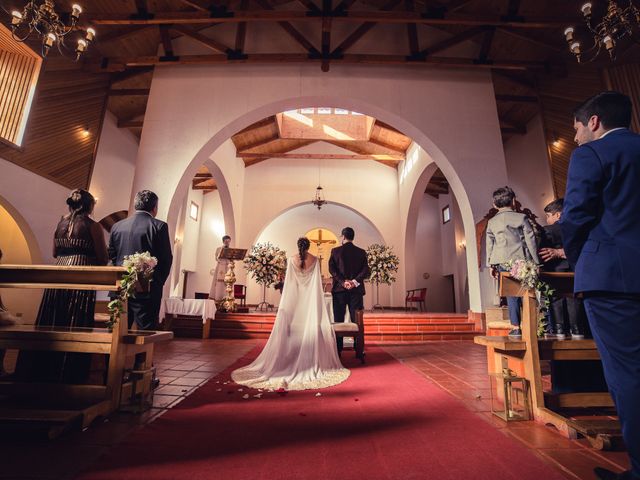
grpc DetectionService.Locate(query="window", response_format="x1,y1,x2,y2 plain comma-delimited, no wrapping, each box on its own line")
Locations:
0,25,42,148
189,201,199,221
442,205,451,224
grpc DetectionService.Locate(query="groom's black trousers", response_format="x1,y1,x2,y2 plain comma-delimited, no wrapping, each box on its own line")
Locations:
332,291,364,352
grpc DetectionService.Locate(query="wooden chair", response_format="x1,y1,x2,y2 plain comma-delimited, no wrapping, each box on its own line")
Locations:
405,288,427,311
474,272,621,450
0,265,173,437
332,309,365,364
234,284,247,306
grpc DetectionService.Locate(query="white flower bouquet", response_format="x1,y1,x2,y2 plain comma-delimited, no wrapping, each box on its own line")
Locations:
107,251,158,330
502,259,555,336
366,244,399,285
244,242,287,287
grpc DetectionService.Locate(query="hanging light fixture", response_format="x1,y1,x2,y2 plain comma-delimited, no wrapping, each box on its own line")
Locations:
3,0,96,59
563,1,640,63
311,185,327,210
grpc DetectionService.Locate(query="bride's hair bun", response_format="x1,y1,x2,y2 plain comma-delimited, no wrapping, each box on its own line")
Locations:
297,237,311,268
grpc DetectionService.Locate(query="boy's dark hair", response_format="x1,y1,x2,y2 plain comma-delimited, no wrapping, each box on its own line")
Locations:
492,187,516,208
134,190,159,212
544,198,564,215
341,227,355,241
573,91,632,130
222,235,231,241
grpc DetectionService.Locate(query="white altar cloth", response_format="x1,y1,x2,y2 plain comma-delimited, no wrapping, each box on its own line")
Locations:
164,298,217,324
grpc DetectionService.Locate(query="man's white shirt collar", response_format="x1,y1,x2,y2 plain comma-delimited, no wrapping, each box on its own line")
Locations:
600,127,626,139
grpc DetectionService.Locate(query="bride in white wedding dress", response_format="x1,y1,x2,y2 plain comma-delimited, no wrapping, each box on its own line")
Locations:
231,237,350,391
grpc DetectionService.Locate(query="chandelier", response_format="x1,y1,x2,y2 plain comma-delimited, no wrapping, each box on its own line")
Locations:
563,1,640,62
311,186,327,210
4,0,95,59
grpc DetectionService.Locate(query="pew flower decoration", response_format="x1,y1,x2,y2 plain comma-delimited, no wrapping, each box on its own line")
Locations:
244,242,287,287
504,259,555,337
366,244,399,285
107,252,158,331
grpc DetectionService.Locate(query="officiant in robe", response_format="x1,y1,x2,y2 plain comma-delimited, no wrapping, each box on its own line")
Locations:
209,235,232,301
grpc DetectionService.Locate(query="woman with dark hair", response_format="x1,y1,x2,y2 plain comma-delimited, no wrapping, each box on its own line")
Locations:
232,236,349,391
16,189,108,383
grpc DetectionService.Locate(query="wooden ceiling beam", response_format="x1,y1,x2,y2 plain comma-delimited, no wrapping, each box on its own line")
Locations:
237,136,282,152
477,27,495,63
298,0,322,14
496,28,564,53
332,0,403,55
238,152,405,160
175,0,209,12
413,25,486,58
88,11,576,29
367,137,407,154
107,88,151,96
159,25,175,58
495,94,538,103
193,184,218,190
235,0,249,53
109,66,154,84
172,25,234,54
97,26,155,44
405,0,420,56
95,53,546,71
321,0,333,72
253,0,320,55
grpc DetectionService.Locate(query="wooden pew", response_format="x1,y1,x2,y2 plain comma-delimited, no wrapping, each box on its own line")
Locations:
474,272,621,450
0,265,173,438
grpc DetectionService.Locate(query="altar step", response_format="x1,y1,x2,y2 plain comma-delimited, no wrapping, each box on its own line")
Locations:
209,312,481,342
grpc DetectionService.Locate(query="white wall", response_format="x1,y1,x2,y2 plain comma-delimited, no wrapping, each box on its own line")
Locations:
504,115,555,220
128,63,508,313
89,111,139,221
0,156,70,263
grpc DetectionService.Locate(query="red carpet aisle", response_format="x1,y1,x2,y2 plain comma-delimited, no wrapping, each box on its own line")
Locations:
77,346,567,480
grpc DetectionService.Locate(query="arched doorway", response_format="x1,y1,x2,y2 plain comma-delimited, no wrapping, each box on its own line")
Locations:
154,87,496,312
0,196,42,324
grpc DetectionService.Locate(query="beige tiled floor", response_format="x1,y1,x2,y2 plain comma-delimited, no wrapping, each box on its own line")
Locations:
1,339,632,479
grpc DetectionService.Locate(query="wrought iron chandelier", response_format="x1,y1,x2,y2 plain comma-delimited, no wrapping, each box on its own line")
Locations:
564,1,640,62
311,185,327,210
3,0,95,59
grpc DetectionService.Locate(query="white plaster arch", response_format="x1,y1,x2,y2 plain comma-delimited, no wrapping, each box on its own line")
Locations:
403,162,440,292
158,85,490,311
202,158,235,240
0,194,43,263
250,200,386,249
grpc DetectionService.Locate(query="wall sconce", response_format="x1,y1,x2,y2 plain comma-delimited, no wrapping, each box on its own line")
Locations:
458,241,466,250
550,132,560,148
82,127,90,137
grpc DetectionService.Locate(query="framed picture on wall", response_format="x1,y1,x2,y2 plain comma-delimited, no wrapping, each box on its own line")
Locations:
190,201,199,221
442,205,451,224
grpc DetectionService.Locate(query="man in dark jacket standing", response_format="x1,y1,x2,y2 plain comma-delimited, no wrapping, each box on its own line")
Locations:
109,190,173,330
561,91,640,480
329,227,370,355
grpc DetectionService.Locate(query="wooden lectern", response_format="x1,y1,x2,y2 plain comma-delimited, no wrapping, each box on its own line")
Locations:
217,248,247,312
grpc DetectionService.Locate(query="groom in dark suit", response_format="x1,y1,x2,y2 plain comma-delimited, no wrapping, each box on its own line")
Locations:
329,227,370,355
561,92,640,480
109,190,173,330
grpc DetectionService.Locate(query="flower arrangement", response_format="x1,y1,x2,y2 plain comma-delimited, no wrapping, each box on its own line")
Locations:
244,242,287,287
366,244,400,285
504,259,555,337
107,252,158,331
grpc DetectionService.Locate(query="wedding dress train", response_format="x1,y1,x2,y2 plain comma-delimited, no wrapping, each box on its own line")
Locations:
231,257,350,391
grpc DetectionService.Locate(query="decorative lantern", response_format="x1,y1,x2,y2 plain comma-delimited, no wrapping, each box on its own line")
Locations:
490,357,532,422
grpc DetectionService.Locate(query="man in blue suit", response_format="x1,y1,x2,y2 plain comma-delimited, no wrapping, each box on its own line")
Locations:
561,91,640,480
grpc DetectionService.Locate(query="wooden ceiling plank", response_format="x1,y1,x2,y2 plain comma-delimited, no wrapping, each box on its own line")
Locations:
107,88,151,96
495,94,538,103
497,28,564,53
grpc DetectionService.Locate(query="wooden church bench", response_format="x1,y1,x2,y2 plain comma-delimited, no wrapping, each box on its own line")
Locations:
474,272,620,450
0,265,173,438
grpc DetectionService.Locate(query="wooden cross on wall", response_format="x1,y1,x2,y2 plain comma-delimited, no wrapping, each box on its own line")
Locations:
307,229,337,275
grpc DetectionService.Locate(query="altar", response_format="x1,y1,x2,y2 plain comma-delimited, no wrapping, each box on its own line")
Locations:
164,298,217,339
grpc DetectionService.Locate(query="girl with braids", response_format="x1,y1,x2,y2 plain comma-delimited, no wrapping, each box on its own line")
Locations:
232,236,349,391
16,189,108,384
